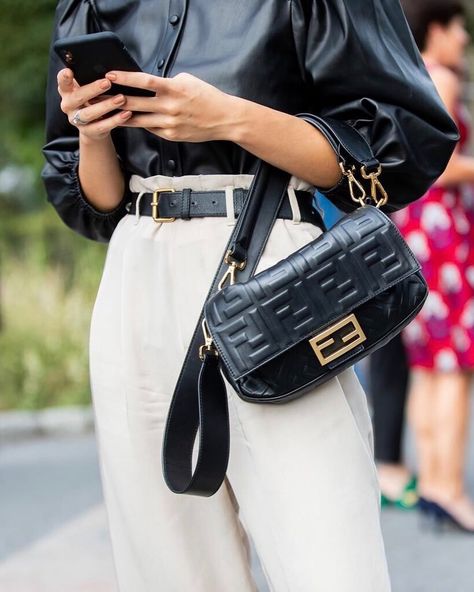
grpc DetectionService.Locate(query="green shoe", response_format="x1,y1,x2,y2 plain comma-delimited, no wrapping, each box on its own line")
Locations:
381,476,419,510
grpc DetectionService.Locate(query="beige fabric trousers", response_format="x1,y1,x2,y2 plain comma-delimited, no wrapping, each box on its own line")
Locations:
89,174,391,592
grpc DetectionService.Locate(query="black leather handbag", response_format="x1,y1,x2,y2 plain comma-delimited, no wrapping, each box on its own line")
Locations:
162,114,428,497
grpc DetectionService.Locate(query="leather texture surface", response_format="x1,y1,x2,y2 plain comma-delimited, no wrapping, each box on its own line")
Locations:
162,159,294,495
163,130,426,494
128,188,322,225
205,206,428,402
234,274,427,402
42,0,459,241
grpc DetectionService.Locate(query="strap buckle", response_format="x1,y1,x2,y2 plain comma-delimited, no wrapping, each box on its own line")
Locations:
151,188,176,222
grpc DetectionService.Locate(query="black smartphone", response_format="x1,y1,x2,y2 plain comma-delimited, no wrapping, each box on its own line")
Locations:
53,31,155,97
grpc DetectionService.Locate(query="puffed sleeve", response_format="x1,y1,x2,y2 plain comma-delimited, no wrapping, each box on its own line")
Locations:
291,0,459,212
41,0,130,242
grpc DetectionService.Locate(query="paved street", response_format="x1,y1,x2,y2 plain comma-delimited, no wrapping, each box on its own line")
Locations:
1,395,473,592
383,418,474,592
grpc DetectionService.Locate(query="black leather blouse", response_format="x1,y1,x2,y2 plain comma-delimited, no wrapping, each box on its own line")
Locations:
42,0,459,242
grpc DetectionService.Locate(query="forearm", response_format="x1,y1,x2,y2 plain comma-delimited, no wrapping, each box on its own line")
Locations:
78,134,125,212
226,96,342,189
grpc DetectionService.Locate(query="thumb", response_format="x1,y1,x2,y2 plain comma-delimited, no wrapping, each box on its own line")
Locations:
58,68,75,92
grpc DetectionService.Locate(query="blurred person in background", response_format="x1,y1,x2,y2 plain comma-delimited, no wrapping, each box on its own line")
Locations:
368,336,417,510
395,0,474,531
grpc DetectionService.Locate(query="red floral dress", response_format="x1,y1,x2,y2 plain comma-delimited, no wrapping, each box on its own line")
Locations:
393,95,474,372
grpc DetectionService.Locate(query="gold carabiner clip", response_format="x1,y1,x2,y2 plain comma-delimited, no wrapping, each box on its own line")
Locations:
199,318,218,360
339,162,367,207
218,263,238,291
361,165,389,208
217,250,246,291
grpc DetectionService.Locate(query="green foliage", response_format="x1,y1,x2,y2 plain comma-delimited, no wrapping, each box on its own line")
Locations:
467,3,474,37
0,0,57,203
0,208,106,410
0,2,109,410
0,0,56,124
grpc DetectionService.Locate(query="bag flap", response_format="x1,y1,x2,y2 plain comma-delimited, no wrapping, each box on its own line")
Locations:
205,206,421,380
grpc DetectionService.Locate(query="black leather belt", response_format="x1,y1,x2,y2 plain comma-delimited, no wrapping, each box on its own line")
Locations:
126,188,324,226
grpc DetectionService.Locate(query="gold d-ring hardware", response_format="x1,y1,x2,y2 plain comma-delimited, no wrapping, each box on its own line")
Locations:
151,188,176,222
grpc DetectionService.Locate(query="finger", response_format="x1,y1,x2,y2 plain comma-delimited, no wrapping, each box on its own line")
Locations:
69,94,128,125
62,77,113,113
74,78,113,106
119,95,172,113
118,113,171,128
87,94,114,105
83,110,133,135
105,71,169,94
57,68,75,94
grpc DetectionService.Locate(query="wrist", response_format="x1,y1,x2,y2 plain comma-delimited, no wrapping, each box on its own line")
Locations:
219,94,251,144
79,132,112,148
223,96,281,148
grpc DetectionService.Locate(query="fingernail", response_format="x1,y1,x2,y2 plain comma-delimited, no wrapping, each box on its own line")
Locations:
106,72,117,81
101,79,111,90
120,110,132,118
113,94,125,104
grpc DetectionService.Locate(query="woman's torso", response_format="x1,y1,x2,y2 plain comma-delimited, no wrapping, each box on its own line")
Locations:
81,0,316,178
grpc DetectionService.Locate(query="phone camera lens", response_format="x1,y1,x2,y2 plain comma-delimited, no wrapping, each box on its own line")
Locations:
64,51,74,64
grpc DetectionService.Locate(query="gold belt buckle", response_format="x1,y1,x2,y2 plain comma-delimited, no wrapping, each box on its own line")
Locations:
309,313,367,366
151,188,176,222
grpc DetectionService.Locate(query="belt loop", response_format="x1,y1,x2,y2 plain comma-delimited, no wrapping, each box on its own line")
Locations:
287,186,302,225
181,188,192,220
234,189,245,217
225,186,235,226
134,191,146,225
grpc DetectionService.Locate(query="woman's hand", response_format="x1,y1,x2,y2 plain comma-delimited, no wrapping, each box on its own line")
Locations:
104,71,236,142
105,70,341,188
57,68,132,141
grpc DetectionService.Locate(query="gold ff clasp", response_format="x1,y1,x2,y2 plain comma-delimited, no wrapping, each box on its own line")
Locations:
151,188,176,222
309,313,367,366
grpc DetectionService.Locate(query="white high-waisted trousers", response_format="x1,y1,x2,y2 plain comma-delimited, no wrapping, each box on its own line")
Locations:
89,173,391,592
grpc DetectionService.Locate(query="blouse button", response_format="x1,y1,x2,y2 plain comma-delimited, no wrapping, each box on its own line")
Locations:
169,14,180,26
157,58,165,69
167,159,176,172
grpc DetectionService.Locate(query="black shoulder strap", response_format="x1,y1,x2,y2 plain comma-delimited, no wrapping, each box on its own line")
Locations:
162,115,379,496
162,162,291,496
